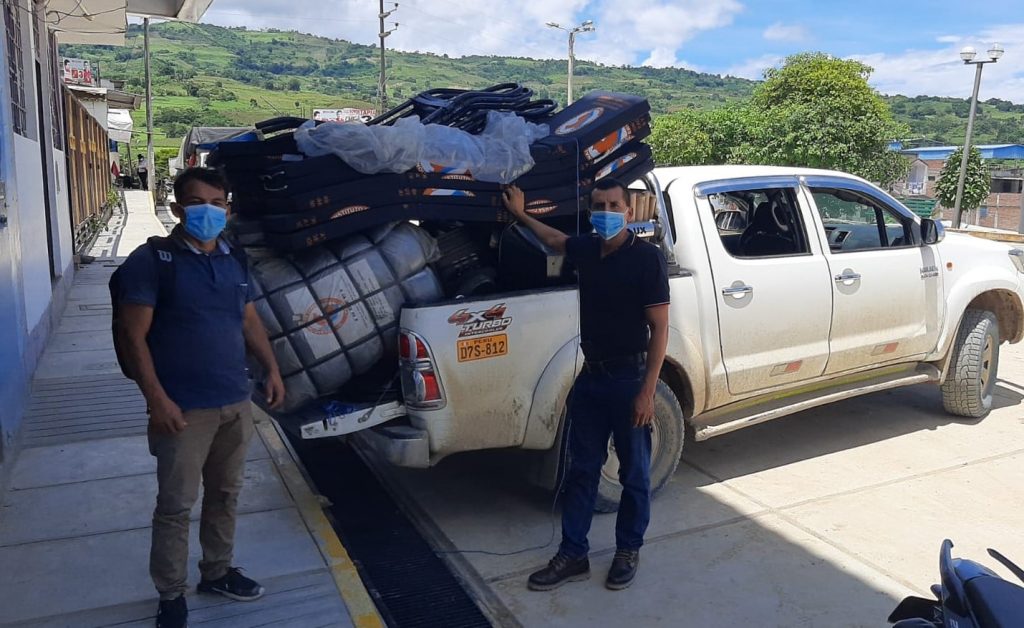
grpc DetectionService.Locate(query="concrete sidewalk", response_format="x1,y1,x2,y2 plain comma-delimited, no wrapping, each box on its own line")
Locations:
0,194,379,627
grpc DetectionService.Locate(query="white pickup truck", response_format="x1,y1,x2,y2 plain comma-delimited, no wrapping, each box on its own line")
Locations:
298,165,1024,510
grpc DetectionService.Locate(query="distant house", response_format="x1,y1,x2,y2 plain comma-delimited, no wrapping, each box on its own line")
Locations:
894,144,1024,230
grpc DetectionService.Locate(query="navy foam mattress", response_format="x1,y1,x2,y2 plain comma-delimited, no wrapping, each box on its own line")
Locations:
211,91,653,252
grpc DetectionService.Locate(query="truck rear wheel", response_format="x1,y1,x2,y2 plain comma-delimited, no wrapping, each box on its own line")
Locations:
593,379,685,513
941,309,1000,418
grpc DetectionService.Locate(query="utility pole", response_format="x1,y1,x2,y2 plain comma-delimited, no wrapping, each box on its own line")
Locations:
546,20,595,105
377,1,398,114
144,17,154,194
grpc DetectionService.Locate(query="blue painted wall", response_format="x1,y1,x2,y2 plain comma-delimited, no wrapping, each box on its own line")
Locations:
0,13,30,468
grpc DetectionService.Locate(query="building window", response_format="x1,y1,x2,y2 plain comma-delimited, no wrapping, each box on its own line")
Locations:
991,178,1023,194
3,0,27,136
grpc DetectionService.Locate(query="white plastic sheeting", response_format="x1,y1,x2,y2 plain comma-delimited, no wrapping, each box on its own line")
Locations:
294,111,549,184
250,222,443,412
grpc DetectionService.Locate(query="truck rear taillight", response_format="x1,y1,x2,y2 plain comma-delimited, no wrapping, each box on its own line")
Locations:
399,330,446,409
399,332,429,361
412,370,443,405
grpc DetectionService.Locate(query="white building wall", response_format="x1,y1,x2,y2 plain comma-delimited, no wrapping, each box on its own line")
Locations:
12,134,50,331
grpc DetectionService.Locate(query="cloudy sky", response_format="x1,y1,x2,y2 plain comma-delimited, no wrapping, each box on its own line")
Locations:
201,0,1024,102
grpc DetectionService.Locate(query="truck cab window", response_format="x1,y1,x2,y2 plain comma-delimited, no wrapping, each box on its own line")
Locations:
809,188,913,253
708,188,809,258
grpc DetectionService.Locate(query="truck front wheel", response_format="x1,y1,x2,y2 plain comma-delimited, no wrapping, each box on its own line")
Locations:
593,379,685,513
941,308,1000,418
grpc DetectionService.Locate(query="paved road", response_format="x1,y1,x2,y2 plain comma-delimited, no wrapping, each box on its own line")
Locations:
364,343,1024,627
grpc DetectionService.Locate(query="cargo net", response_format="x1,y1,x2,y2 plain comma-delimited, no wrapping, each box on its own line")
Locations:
250,222,442,412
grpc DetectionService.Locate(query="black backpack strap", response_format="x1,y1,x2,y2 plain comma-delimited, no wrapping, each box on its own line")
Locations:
146,235,177,306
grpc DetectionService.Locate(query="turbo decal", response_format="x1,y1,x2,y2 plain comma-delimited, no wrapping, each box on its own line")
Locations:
448,303,512,338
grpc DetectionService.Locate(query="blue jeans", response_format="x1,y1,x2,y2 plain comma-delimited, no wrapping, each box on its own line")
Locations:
559,364,652,558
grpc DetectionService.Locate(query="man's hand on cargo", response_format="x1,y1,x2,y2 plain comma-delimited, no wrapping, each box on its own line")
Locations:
264,370,286,410
149,395,188,434
502,185,527,220
502,184,569,254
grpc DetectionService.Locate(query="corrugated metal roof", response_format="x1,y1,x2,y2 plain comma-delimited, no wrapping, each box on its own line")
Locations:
902,144,1024,160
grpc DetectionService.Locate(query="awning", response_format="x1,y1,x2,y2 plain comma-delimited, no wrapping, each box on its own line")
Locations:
66,85,142,109
108,109,134,143
902,144,1024,161
48,0,215,45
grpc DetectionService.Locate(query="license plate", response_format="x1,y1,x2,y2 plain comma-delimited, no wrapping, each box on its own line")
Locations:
457,334,508,362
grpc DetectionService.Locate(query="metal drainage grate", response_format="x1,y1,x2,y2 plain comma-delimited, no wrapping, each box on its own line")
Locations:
288,436,493,628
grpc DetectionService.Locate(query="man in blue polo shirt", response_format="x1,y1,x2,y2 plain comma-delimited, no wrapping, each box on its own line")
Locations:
116,168,285,628
502,178,670,592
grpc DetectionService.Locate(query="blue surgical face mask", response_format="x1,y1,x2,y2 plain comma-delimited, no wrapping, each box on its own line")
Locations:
183,204,227,242
590,211,627,240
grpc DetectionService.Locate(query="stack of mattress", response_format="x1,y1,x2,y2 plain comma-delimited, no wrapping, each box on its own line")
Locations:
211,89,654,252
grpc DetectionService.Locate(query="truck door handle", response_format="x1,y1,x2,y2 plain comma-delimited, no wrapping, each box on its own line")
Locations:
721,285,753,298
834,272,861,283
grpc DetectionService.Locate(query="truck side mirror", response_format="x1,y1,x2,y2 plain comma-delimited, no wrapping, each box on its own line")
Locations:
921,218,945,245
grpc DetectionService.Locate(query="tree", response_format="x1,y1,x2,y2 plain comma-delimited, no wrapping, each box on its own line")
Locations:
287,78,301,91
649,110,713,166
649,106,754,166
734,53,910,186
935,147,990,216
648,53,910,184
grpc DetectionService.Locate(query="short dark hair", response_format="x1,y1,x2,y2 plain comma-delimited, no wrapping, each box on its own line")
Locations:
173,167,230,202
592,177,629,198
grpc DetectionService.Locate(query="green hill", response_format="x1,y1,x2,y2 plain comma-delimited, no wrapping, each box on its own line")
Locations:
60,21,1024,159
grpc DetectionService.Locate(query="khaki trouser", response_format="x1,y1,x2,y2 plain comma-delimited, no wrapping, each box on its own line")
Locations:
149,400,254,600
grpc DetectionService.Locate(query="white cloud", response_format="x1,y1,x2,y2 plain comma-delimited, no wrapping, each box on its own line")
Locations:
851,23,1024,102
936,34,962,44
201,0,744,68
723,53,784,79
763,22,807,42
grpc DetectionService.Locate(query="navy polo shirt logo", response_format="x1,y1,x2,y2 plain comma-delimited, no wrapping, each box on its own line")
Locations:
157,250,173,263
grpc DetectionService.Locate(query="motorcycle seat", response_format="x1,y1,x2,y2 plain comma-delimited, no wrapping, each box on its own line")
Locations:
965,576,1024,628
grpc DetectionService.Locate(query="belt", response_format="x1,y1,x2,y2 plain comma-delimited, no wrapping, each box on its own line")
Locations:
582,353,647,374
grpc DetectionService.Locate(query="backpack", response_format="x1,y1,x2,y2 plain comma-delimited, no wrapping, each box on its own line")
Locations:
108,235,249,380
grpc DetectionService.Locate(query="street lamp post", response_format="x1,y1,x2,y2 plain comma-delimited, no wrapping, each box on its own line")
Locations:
546,20,595,105
952,43,1003,228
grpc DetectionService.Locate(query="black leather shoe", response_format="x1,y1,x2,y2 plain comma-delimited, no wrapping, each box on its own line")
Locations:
527,552,590,591
606,549,640,590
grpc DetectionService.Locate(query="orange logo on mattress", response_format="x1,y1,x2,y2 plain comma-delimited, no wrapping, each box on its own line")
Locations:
555,107,604,136
585,126,631,160
301,297,349,335
595,152,637,180
330,205,369,220
525,199,558,215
